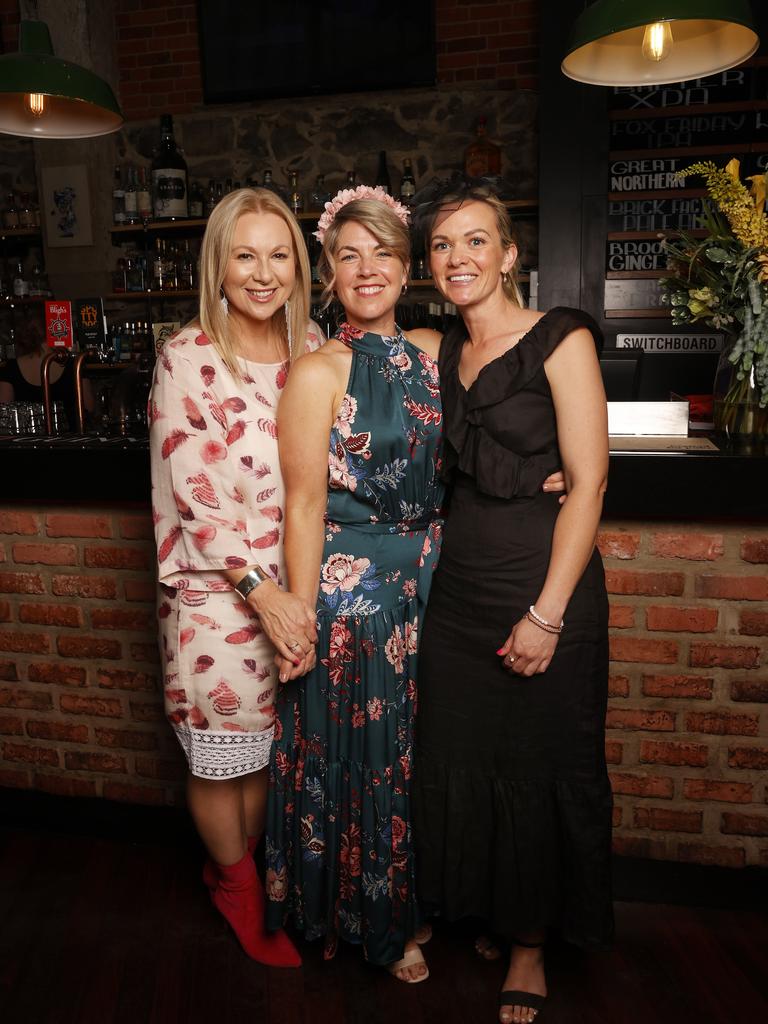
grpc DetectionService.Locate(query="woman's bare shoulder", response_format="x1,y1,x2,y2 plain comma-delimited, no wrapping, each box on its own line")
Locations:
405,327,442,360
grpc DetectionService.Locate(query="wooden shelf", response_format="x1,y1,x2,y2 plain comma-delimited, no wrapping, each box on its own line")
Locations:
110,199,540,239
105,290,198,300
0,227,42,240
0,295,46,305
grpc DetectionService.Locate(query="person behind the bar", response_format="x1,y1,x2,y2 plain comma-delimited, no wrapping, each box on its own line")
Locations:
411,177,614,1024
149,187,323,968
0,316,94,426
264,186,443,982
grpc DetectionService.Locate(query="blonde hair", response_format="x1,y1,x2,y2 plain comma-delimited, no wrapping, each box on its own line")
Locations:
422,187,523,308
317,198,410,309
196,188,311,377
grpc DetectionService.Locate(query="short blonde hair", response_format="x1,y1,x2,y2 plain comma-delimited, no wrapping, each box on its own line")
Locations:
317,199,410,309
420,186,523,307
196,188,311,377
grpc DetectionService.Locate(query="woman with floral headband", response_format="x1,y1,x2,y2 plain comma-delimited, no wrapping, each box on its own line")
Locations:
410,178,613,1024
264,186,443,982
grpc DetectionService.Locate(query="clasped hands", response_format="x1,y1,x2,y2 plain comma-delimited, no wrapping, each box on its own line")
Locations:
248,581,318,682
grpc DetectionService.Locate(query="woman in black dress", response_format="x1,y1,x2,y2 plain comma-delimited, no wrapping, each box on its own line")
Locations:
412,180,613,1024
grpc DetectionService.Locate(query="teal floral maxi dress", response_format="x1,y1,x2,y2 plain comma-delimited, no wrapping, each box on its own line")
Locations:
265,322,443,966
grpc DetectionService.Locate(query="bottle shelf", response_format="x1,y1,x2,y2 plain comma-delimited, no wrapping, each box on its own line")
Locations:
0,295,46,305
0,227,42,240
105,289,198,301
109,200,540,239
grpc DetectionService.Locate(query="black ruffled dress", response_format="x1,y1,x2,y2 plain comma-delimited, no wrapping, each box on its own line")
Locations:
413,307,614,950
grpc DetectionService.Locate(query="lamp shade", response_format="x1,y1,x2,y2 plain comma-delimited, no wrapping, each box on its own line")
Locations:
562,0,759,87
0,20,123,138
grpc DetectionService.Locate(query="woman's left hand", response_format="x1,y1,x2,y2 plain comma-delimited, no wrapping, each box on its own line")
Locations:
275,647,317,683
497,616,559,676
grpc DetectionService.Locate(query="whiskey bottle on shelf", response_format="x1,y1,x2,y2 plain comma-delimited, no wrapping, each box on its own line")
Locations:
464,116,501,177
123,166,139,224
310,174,330,212
152,114,188,220
152,239,166,291
399,159,416,206
2,193,19,229
189,181,204,218
204,179,217,217
287,170,303,214
136,167,152,221
112,166,126,225
375,151,391,193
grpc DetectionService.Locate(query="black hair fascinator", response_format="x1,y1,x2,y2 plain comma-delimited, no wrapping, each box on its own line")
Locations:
410,172,515,243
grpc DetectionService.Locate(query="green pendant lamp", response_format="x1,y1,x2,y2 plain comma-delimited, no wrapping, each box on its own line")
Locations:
562,0,759,86
0,20,123,138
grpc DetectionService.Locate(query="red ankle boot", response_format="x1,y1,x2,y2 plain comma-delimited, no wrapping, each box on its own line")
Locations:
211,851,301,968
203,836,257,891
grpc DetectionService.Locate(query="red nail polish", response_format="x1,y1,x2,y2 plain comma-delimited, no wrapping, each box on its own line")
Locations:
496,648,505,656
293,659,300,666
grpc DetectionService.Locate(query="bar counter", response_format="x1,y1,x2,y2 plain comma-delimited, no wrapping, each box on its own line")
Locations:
0,437,766,869
0,434,765,517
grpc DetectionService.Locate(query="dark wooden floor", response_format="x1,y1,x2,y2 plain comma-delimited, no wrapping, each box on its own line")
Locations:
1,823,767,1024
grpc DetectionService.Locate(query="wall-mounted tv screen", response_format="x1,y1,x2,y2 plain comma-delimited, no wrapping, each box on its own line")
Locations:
197,1,436,103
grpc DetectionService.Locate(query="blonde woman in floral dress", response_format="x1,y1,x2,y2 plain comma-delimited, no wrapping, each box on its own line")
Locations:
150,188,322,967
264,188,443,982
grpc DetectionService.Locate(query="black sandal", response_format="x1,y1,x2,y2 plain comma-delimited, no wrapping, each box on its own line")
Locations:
499,938,547,1021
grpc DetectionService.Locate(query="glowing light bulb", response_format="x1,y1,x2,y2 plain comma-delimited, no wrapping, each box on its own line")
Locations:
642,21,674,62
24,93,47,118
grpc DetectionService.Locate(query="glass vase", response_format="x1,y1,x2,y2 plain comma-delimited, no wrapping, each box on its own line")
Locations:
712,346,768,440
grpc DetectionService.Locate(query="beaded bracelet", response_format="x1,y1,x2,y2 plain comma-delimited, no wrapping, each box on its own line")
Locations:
528,605,564,633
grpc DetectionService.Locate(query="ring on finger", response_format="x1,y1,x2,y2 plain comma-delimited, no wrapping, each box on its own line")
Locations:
287,640,300,652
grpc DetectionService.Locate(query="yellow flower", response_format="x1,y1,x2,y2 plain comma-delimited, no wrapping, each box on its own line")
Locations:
748,175,767,216
683,160,768,251
757,253,768,283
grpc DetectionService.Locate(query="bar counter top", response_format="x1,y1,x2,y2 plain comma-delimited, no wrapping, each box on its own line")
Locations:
0,434,765,519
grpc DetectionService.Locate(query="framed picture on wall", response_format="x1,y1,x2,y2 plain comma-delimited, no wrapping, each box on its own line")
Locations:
40,164,93,247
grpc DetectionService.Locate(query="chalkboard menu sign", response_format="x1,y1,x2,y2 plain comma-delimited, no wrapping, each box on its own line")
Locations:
604,62,768,319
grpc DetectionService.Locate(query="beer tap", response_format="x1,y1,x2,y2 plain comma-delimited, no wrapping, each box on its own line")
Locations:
41,349,87,435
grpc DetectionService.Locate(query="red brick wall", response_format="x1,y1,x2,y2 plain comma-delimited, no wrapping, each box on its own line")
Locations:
1,506,766,867
598,523,768,869
115,0,539,122
0,507,185,806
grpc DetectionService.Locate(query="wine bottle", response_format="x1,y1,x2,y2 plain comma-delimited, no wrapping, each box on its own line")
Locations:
375,151,391,194
123,166,139,224
112,166,126,225
151,114,188,220
136,167,152,221
399,158,416,206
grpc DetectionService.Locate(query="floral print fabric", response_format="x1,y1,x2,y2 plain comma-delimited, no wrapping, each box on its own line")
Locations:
149,324,324,778
265,323,444,965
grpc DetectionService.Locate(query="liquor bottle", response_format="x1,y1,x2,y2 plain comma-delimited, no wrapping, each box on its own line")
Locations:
464,117,501,177
112,166,126,225
224,178,233,195
204,179,217,217
2,193,18,229
375,151,391,193
179,240,195,290
136,166,152,221
152,239,165,291
151,114,188,220
287,170,303,214
123,166,139,224
13,260,29,298
399,159,416,206
18,193,34,228
189,181,203,218
345,170,357,188
310,174,330,212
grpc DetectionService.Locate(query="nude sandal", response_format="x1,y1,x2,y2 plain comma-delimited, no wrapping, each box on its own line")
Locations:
388,944,430,983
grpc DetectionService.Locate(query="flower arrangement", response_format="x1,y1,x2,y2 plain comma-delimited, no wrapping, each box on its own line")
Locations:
313,185,410,243
658,159,768,431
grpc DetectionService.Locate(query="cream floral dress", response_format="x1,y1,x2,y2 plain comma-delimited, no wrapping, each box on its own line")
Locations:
149,322,324,778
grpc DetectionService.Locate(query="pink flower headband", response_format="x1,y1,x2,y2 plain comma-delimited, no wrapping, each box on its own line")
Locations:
313,185,410,243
